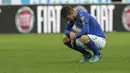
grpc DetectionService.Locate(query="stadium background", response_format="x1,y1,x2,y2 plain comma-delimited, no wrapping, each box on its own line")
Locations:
0,0,130,73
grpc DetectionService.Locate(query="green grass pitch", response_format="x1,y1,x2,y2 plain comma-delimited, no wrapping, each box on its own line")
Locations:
0,32,130,73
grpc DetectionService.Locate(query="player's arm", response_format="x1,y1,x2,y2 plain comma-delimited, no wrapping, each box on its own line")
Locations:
64,21,75,47
64,21,74,37
75,13,89,38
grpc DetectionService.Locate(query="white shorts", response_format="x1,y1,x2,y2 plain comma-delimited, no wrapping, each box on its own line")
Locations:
76,34,106,50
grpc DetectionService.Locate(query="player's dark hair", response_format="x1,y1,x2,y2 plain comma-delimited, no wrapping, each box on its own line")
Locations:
61,6,74,18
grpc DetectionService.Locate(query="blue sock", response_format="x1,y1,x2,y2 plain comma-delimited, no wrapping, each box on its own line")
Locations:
64,41,90,55
86,40,100,55
64,41,73,48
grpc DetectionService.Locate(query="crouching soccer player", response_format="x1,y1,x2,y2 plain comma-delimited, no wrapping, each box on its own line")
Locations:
61,6,106,63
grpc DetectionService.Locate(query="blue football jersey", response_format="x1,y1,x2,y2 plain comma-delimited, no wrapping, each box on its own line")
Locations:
64,9,106,39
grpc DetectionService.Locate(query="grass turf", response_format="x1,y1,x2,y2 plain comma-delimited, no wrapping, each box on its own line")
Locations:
0,32,130,73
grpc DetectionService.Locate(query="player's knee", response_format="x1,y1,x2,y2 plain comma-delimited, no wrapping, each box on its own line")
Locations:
81,35,90,44
62,35,70,43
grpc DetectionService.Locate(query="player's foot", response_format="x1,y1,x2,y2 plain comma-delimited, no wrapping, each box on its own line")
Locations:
89,53,102,62
80,53,92,63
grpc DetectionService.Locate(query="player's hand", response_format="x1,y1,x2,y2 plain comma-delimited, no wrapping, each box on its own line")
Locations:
70,32,76,48
70,32,76,40
71,39,75,48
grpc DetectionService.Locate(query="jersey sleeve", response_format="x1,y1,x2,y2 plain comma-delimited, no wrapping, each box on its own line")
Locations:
75,12,90,38
64,21,74,37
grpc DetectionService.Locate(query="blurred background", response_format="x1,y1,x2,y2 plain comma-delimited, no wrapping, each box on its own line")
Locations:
0,0,129,33
0,0,130,73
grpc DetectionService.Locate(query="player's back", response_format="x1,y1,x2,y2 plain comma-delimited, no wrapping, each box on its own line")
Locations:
78,10,105,38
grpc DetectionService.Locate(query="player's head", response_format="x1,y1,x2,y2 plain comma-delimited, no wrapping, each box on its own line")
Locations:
61,6,77,21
